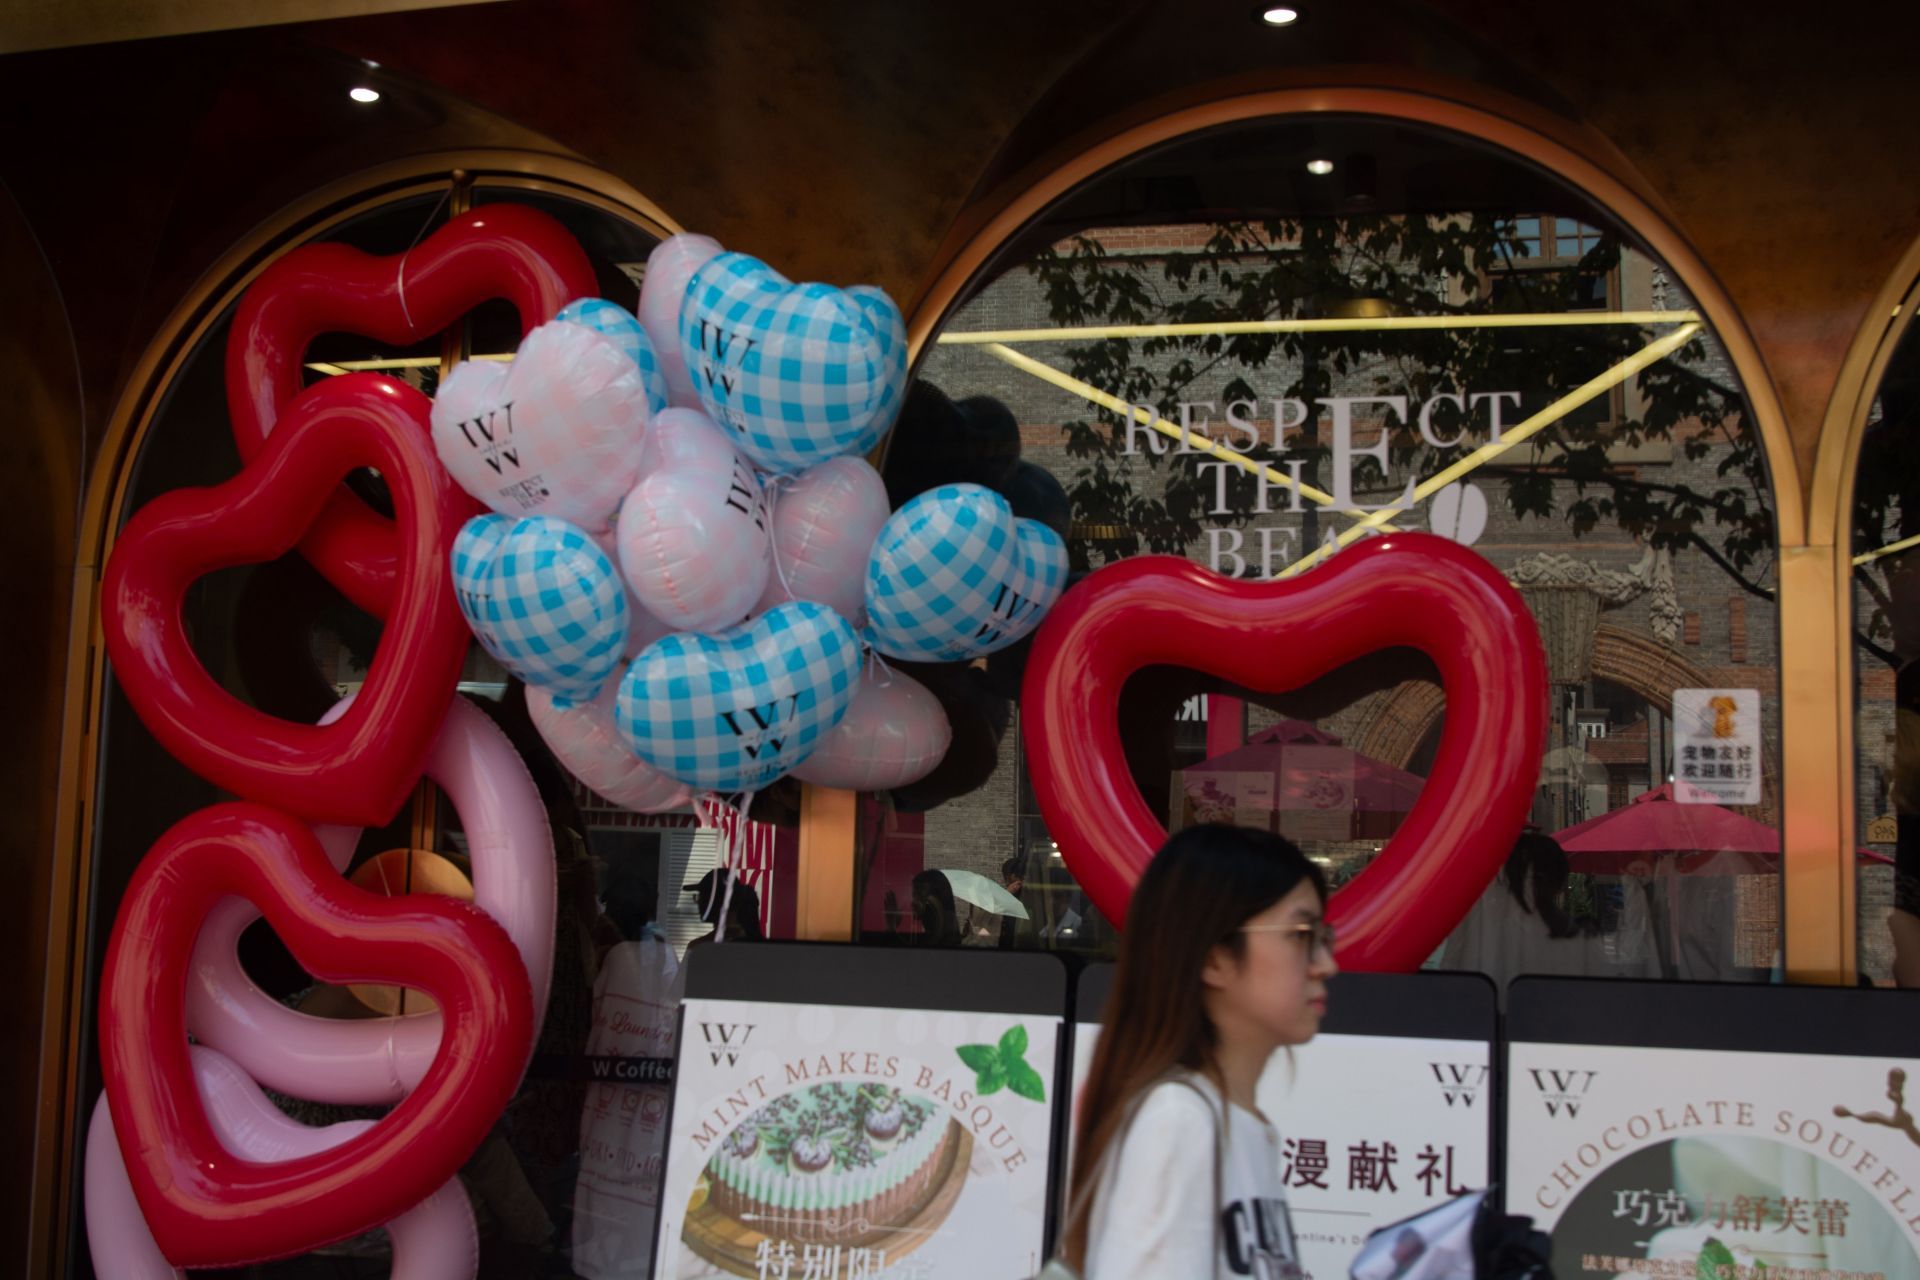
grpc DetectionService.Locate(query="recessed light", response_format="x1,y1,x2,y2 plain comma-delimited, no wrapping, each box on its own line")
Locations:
349,86,381,104
1306,158,1335,176
1260,6,1301,24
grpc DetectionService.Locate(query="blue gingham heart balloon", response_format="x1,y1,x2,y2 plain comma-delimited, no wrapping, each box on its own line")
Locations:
865,483,1069,662
450,513,628,705
616,601,861,791
555,298,670,414
677,252,907,473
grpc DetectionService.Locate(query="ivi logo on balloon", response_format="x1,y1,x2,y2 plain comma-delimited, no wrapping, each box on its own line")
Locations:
694,319,758,401
455,400,522,475
719,695,803,761
973,582,1041,650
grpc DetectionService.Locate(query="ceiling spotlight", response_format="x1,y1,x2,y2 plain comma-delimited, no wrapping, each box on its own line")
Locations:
1306,158,1335,175
1260,6,1301,24
349,86,381,104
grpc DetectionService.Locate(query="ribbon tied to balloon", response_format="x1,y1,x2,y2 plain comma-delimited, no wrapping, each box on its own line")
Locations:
1020,533,1548,972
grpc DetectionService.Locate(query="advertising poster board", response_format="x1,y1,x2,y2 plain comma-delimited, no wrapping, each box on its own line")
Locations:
654,944,1067,1279
1072,966,1496,1280
1507,978,1920,1280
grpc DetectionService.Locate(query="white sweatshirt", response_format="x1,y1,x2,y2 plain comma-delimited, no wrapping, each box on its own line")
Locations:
1085,1075,1304,1280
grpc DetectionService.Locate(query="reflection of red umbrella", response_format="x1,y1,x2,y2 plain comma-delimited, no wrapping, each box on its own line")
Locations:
1552,783,1890,873
1184,720,1423,837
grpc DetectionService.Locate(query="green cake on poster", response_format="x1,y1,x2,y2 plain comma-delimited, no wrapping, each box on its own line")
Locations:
703,1082,960,1243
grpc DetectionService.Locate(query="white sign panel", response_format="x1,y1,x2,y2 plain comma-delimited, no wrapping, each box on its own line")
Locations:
1070,973,1492,1280
1508,1041,1920,1280
1671,688,1762,806
657,996,1058,1280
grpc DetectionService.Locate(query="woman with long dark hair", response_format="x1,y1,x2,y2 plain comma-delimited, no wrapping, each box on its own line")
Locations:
1061,824,1334,1279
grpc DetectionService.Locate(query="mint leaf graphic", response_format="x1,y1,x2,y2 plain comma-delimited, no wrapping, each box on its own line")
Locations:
957,1023,1047,1101
1697,1238,1735,1280
957,1044,998,1074
1007,1057,1047,1102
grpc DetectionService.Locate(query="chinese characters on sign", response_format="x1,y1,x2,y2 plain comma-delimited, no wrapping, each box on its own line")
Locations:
1671,688,1761,806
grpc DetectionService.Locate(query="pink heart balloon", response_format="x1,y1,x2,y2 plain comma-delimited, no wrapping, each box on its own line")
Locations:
790,665,951,790
430,320,653,528
529,681,696,813
614,408,771,632
85,1045,478,1279
757,456,891,627
184,695,556,1105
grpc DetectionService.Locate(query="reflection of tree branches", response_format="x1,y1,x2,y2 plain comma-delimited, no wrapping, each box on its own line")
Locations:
1028,213,1792,603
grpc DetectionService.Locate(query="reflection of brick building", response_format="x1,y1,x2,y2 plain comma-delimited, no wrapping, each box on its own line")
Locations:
898,224,1789,971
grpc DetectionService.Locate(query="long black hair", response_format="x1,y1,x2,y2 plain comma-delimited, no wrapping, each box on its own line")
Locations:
1065,823,1326,1266
1503,832,1583,938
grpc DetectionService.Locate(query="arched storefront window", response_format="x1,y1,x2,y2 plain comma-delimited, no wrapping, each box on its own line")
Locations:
867,113,1787,990
70,166,758,1276
1849,306,1920,986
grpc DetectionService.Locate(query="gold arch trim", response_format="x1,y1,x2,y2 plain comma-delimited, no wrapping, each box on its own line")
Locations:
46,151,680,1276
903,77,1838,980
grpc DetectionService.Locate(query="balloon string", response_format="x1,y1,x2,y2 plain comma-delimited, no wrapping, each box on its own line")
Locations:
867,645,895,688
712,790,756,944
396,184,455,336
761,475,799,605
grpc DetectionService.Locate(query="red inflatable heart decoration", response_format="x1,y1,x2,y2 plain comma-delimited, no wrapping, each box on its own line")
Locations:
1020,533,1547,971
102,374,470,827
100,802,532,1267
227,203,596,615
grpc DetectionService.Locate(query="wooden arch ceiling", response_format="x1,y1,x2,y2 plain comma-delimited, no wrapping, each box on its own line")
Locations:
5,0,1920,488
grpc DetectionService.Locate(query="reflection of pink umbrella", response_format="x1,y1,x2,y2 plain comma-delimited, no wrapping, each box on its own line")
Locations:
1553,783,1890,873
1183,720,1423,837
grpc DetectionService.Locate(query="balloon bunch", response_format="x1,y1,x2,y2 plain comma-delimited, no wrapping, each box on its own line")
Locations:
440,233,1071,816
85,207,582,1274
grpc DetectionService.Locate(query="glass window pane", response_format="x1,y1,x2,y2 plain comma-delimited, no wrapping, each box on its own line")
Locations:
884,115,1779,995
1851,317,1920,985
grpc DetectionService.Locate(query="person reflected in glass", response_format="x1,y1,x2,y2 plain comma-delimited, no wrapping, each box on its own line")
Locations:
1063,824,1331,1279
998,855,1037,949
1438,831,1657,995
908,868,963,947
684,869,763,950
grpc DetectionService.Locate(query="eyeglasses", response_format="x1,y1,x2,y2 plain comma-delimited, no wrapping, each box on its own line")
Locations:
1239,919,1337,959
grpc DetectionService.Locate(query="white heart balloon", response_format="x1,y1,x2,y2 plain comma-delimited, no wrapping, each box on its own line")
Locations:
589,523,675,658
528,682,695,813
789,665,951,791
614,408,772,632
639,233,724,409
431,319,652,528
757,456,891,626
